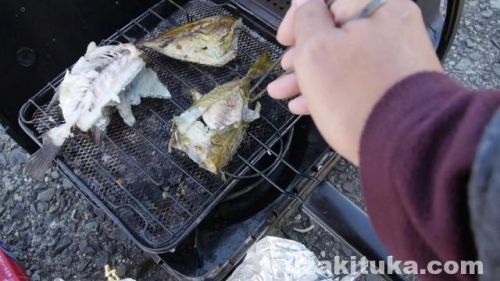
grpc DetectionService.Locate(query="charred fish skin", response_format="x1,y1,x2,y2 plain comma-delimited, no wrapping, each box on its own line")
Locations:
138,16,242,67
25,42,171,181
169,54,273,177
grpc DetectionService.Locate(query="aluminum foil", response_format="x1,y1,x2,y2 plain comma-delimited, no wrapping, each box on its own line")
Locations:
227,236,334,281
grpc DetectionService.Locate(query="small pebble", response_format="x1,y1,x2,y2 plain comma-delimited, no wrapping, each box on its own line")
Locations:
50,170,60,179
53,236,72,255
492,63,500,77
33,183,48,191
455,57,473,71
85,220,100,233
481,9,494,17
37,188,56,202
36,202,49,213
62,178,73,189
95,252,110,269
490,0,500,9
31,273,41,281
116,263,128,277
469,51,482,61
465,39,475,48
9,148,27,166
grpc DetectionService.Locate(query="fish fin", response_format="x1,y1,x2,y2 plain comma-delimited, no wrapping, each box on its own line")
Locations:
190,89,203,102
242,101,261,123
117,102,136,126
86,42,97,53
244,53,273,80
24,143,61,181
91,126,106,145
139,52,152,64
47,88,60,112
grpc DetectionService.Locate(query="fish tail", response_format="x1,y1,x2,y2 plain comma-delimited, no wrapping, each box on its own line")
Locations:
244,53,273,80
24,143,61,181
92,126,105,145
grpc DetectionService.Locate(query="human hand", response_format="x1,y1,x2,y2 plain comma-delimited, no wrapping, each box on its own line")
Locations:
267,0,443,165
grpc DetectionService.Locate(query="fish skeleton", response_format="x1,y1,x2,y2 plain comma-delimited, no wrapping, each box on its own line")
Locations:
138,16,242,67
25,42,171,180
169,54,272,176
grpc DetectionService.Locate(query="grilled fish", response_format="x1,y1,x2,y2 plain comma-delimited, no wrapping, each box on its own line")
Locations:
137,16,242,67
169,54,272,176
25,42,171,180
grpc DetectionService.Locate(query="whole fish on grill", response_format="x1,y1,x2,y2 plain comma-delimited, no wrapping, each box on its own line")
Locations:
25,42,171,180
169,54,272,176
137,16,242,67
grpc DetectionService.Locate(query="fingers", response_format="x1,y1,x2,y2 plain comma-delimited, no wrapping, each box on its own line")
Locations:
281,48,295,71
277,7,296,46
329,0,370,25
288,96,310,115
294,0,335,42
267,73,309,115
277,0,311,45
267,73,300,99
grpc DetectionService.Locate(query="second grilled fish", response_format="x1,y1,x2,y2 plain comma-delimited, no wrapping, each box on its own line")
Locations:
138,16,242,67
169,54,273,176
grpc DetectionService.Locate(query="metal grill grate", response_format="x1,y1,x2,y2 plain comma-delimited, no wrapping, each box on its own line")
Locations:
19,0,313,253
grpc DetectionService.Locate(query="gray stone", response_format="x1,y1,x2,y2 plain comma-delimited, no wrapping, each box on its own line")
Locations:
53,236,72,255
36,202,49,213
50,170,60,179
67,222,77,232
455,57,473,71
116,263,127,277
84,246,96,255
33,183,48,191
77,259,92,272
343,180,359,193
31,273,41,281
9,148,27,165
465,39,476,48
62,178,73,189
107,228,126,241
95,252,110,269
79,239,88,253
0,206,5,216
48,203,59,214
0,154,7,167
469,51,482,61
31,235,42,245
10,205,25,220
59,255,73,266
85,220,100,233
12,165,21,173
491,0,500,9
2,178,14,191
481,9,494,17
37,188,55,202
492,63,500,77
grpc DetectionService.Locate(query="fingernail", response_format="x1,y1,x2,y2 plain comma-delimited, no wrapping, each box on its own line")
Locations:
294,0,308,7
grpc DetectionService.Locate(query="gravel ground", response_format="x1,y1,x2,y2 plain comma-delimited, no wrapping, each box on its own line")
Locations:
1,1,500,281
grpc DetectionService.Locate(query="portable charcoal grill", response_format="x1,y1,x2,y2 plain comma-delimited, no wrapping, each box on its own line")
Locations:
4,0,464,279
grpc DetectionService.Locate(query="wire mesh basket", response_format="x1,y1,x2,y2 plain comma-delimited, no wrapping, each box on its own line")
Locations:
19,0,300,253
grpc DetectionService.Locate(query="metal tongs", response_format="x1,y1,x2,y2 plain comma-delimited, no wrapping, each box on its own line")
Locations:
250,0,387,102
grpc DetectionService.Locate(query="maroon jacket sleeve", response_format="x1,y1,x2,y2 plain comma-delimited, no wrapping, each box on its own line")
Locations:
360,72,500,281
